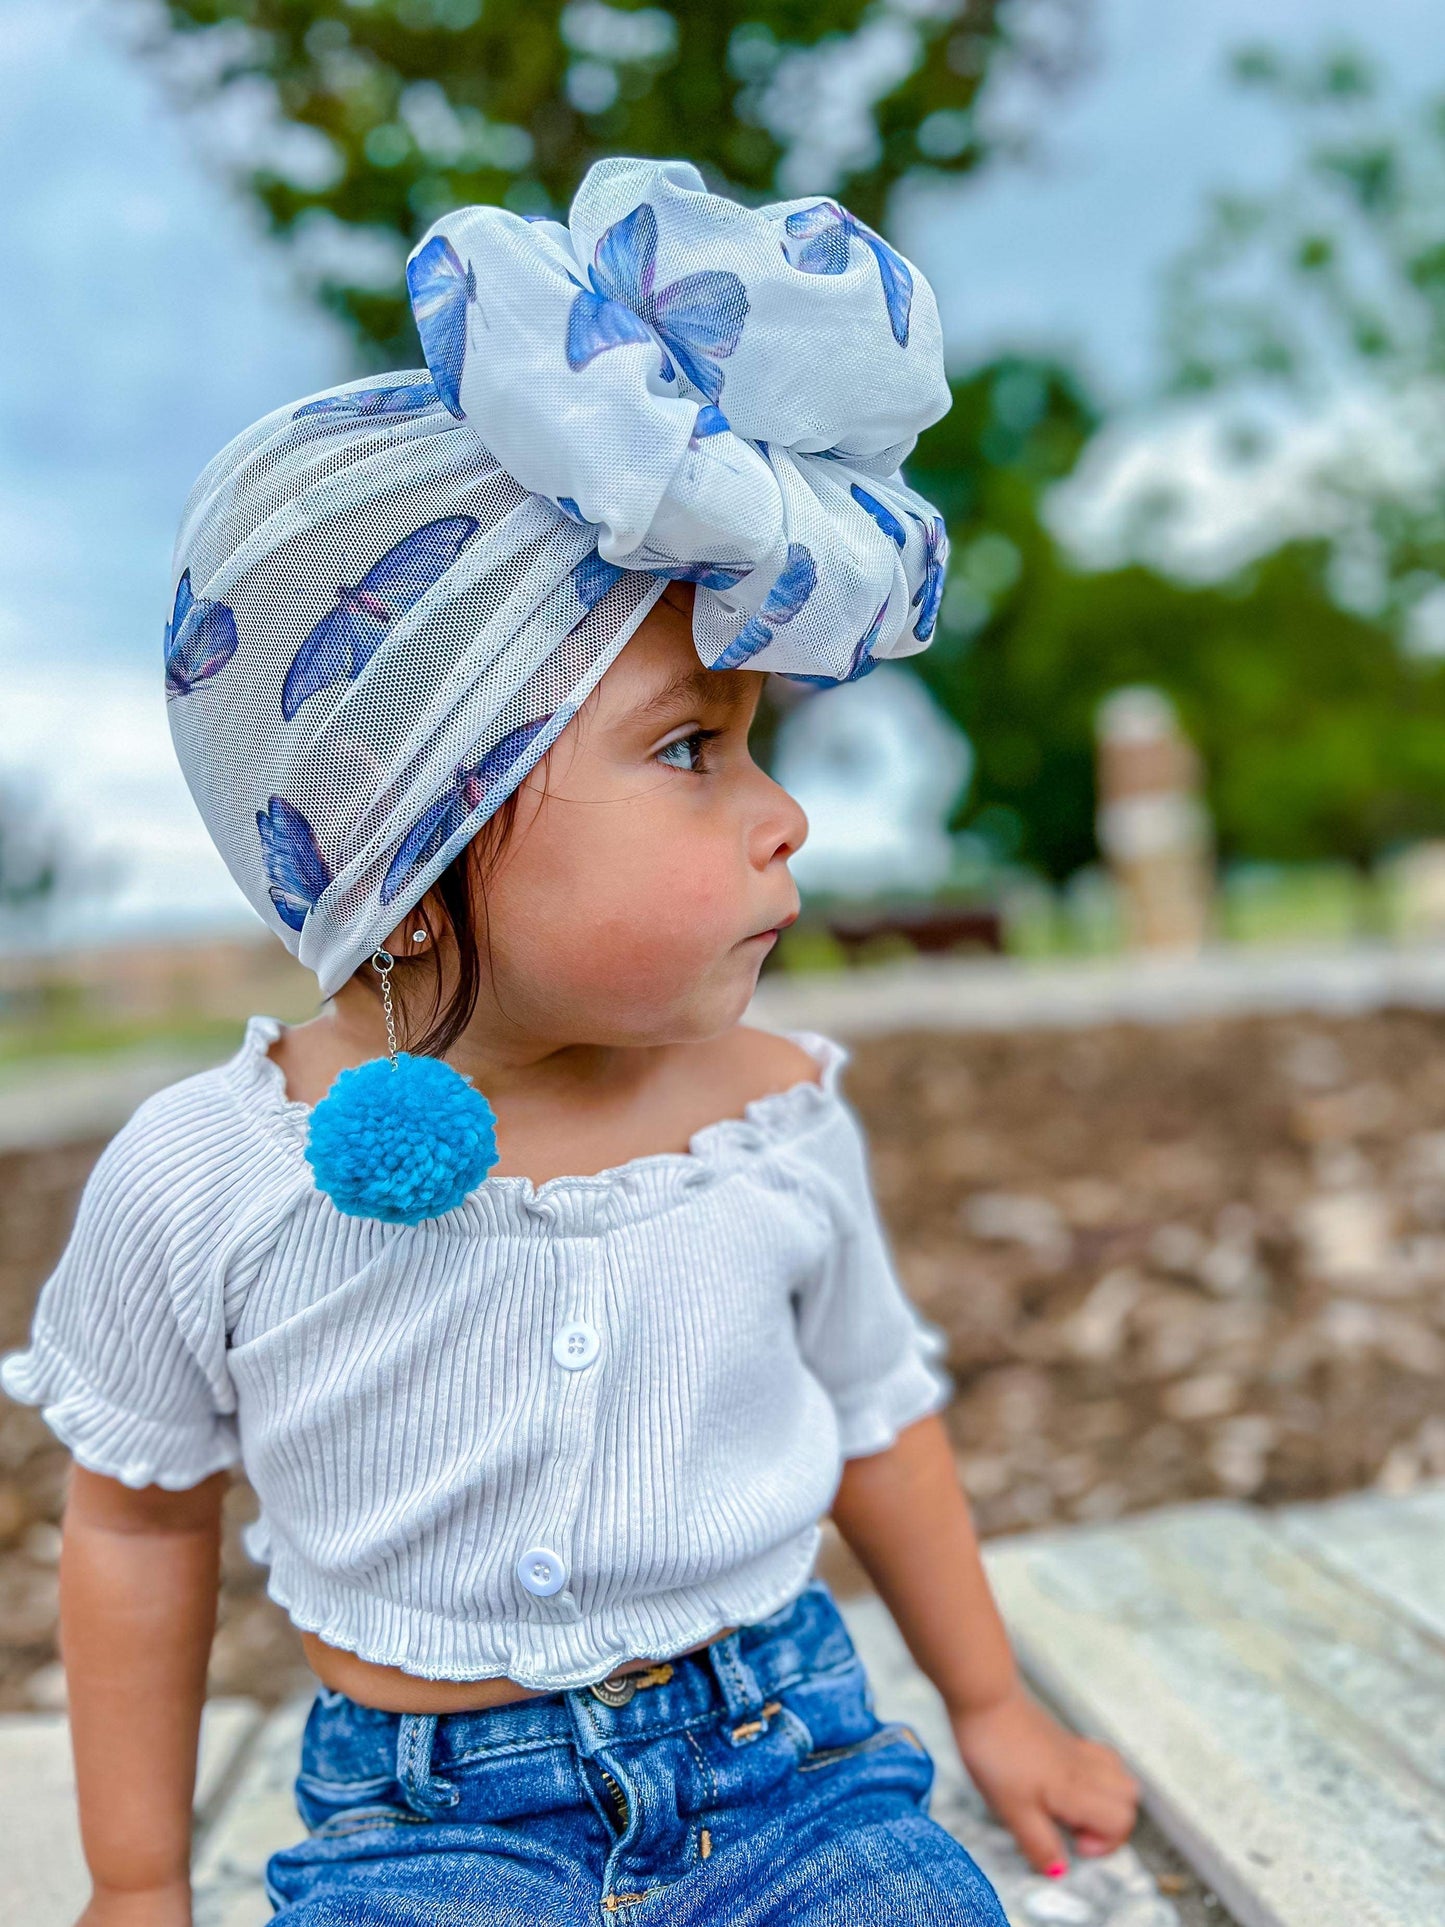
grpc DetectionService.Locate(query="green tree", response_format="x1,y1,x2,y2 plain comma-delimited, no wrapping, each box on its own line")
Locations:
1161,41,1445,640
0,783,69,926
908,358,1445,878
147,0,1089,361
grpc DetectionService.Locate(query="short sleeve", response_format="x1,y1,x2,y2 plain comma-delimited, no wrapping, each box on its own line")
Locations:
787,1090,954,1459
0,1095,243,1491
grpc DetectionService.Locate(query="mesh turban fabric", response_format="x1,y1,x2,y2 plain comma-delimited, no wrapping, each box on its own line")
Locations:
166,156,953,1001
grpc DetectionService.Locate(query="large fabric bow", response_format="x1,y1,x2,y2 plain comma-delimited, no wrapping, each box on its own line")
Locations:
406,157,953,682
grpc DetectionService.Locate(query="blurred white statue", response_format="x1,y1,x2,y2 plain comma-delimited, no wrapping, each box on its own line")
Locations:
772,665,972,897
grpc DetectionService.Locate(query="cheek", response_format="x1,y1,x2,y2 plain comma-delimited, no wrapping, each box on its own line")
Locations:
599,850,737,976
490,795,743,999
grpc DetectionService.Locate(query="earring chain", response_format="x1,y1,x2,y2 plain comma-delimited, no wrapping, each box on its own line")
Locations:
372,948,399,1071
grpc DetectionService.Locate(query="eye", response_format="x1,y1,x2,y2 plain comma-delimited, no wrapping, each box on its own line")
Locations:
656,728,718,773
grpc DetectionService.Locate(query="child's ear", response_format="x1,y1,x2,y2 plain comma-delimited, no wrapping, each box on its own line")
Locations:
380,893,438,958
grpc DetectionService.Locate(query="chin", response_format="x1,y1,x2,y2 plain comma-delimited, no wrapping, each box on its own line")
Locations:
622,968,763,1047
692,961,770,1038
568,938,768,1046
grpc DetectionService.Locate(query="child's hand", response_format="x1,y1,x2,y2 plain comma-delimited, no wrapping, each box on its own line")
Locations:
77,1880,192,1927
948,1685,1140,1877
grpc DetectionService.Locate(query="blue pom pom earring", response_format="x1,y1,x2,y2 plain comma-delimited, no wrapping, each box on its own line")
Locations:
305,940,500,1225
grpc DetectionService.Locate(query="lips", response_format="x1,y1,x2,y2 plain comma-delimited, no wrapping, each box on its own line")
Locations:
748,909,799,943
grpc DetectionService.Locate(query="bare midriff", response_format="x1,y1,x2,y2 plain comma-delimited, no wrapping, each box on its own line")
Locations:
297,1623,741,1714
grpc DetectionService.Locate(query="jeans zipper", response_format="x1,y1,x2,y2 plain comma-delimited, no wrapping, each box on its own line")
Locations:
597,1764,630,1830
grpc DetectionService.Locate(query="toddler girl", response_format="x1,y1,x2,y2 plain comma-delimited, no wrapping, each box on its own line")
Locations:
1,157,1137,1925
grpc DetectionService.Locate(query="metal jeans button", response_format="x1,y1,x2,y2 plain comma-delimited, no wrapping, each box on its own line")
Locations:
589,1672,638,1706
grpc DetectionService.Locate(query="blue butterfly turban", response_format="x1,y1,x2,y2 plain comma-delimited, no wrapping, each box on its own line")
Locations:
165,156,952,1000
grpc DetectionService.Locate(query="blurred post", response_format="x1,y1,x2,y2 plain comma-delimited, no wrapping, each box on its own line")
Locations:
1388,840,1445,942
1095,687,1213,953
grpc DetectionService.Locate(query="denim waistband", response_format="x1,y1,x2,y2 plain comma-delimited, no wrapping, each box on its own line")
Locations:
298,1578,864,1814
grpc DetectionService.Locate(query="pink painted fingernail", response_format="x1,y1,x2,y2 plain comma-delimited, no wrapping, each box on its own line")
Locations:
1045,1862,1067,1879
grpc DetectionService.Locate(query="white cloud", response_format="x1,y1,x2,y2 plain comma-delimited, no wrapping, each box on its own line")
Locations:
1047,383,1445,584
0,633,260,947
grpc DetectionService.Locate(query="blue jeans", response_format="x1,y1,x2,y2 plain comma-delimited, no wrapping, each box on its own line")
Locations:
264,1578,1007,1923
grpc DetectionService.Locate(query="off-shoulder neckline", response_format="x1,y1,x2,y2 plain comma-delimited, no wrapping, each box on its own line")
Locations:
218,1012,852,1230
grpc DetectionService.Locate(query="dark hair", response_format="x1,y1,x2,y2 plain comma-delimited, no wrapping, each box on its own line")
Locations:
354,787,523,1060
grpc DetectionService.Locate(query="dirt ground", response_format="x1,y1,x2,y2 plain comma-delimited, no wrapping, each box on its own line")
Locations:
3,1009,1444,1713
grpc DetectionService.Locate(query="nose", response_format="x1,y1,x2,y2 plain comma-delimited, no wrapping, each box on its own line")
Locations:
750,769,808,869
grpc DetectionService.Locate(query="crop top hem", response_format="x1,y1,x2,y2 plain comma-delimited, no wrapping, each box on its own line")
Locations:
249,1525,825,1691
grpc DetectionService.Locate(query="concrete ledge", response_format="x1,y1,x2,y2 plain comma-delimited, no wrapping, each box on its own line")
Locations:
749,941,1445,1039
985,1488,1445,1927
0,1044,222,1153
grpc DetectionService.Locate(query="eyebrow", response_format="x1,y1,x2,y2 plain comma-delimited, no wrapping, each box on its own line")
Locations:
624,665,756,730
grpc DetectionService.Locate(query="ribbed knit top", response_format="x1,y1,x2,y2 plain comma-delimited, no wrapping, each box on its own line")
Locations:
0,1015,953,1690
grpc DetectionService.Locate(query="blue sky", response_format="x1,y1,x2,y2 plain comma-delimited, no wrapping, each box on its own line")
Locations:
908,0,1441,402
2,0,1440,946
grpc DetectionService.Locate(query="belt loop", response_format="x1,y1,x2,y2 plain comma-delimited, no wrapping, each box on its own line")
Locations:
705,1630,767,1737
396,1712,461,1813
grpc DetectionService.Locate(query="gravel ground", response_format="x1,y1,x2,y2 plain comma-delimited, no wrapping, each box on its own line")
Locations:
3,1008,1444,1715
851,1011,1445,1541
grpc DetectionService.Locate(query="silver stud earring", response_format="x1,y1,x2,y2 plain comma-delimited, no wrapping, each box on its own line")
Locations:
411,929,428,946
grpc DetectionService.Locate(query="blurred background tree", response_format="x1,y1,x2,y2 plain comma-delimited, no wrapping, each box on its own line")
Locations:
1162,42,1445,648
0,782,75,938
143,0,1090,362
909,355,1445,881
890,39,1445,884
133,8,1445,888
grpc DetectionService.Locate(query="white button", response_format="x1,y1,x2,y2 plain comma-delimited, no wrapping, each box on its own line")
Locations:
517,1546,568,1597
553,1320,601,1370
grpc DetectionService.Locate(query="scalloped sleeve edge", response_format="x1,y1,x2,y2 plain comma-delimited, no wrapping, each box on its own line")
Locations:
0,1335,242,1492
830,1309,955,1459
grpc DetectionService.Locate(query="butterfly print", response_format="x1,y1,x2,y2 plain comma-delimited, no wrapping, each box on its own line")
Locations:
631,547,752,591
665,561,751,590
407,236,478,419
784,598,889,688
850,482,907,549
708,544,817,670
625,487,750,587
292,381,440,424
281,516,480,722
911,514,948,641
380,716,553,906
256,796,331,932
570,550,624,617
780,202,914,348
566,202,748,402
564,283,655,373
164,569,238,698
847,598,890,678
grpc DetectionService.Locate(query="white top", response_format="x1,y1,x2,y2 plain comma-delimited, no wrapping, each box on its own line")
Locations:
0,1015,953,1690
